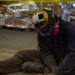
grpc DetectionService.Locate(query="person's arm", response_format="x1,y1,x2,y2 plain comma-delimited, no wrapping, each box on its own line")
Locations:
50,22,75,75
37,33,57,70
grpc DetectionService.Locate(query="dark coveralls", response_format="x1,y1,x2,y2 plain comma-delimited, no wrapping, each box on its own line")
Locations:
0,19,75,75
38,19,75,75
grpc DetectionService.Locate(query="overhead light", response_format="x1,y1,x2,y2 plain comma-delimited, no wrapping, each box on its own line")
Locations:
73,4,75,7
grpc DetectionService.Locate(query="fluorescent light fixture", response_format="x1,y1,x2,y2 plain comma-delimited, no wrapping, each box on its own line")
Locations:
73,4,75,7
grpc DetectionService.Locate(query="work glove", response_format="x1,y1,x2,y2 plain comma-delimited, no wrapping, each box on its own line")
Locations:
44,67,56,75
47,67,56,75
48,67,65,75
44,67,51,75
47,73,56,75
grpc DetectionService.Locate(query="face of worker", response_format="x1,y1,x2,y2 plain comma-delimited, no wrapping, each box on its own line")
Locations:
35,21,48,31
35,21,54,36
37,13,55,33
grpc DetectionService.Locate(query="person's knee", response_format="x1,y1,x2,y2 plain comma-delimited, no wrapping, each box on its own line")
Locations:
21,61,44,73
16,50,29,55
15,50,29,59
